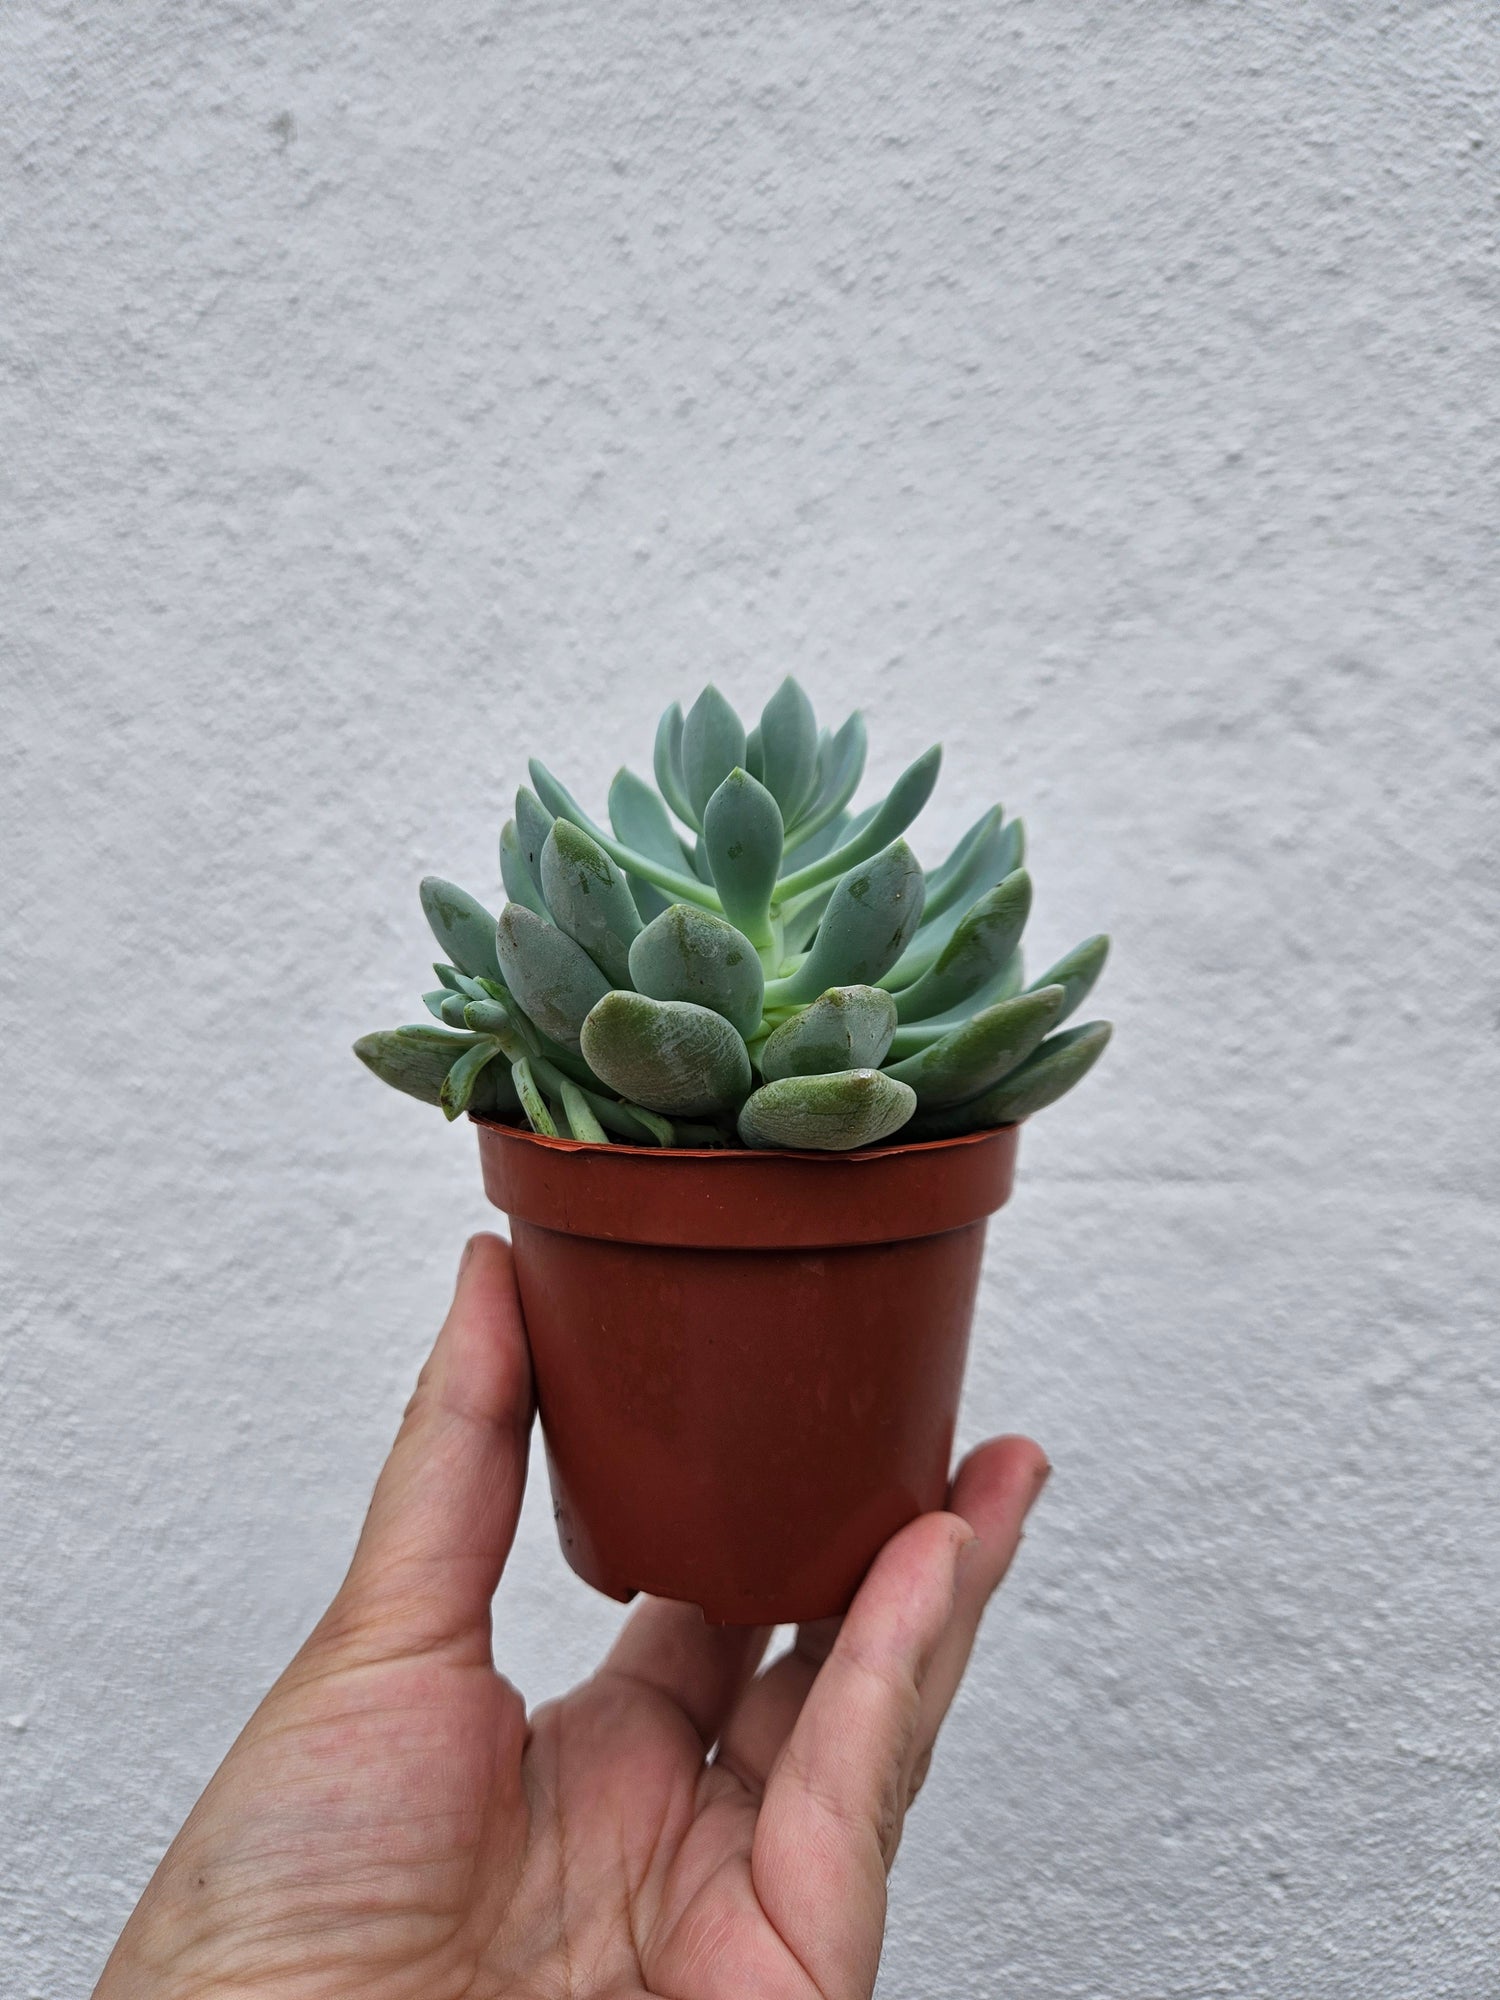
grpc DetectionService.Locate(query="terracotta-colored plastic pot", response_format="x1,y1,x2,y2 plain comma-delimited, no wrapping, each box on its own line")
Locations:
473,1116,1020,1625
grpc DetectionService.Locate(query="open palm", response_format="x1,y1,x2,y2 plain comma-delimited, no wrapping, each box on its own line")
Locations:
97,1236,1048,2000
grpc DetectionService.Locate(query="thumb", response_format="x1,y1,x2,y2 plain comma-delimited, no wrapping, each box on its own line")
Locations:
309,1233,534,1668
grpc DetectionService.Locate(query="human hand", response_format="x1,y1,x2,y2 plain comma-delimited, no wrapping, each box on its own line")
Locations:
96,1234,1049,2000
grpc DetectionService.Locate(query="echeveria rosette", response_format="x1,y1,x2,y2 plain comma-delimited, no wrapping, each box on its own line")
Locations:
355,681,1112,1149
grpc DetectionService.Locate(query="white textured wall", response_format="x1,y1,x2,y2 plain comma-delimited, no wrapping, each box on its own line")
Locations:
4,5,1498,1994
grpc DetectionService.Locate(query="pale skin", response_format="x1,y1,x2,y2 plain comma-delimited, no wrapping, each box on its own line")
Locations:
96,1234,1050,2000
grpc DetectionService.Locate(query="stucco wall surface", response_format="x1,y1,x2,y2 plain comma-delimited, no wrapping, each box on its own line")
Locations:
4,4,1498,1994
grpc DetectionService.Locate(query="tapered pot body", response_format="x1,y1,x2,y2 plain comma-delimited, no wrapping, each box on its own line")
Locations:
474,1118,1020,1625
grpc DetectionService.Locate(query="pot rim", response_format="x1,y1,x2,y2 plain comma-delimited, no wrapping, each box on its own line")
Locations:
469,1112,1021,1164
474,1110,1021,1246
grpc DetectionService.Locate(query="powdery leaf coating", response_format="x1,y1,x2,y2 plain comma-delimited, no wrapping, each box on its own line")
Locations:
893,869,1033,1022
737,1069,917,1151
908,1022,1114,1138
627,903,765,1040
439,1039,503,1122
1026,934,1111,1026
757,676,820,821
581,991,752,1115
701,767,784,944
354,1026,481,1107
496,903,611,1049
882,985,1067,1109
773,838,925,1004
652,702,697,830
514,787,555,889
539,818,642,986
884,816,1026,990
758,985,897,1081
775,742,941,901
419,877,503,982
681,685,748,821
781,710,868,856
883,949,1026,1061
608,766,685,921
500,820,552,920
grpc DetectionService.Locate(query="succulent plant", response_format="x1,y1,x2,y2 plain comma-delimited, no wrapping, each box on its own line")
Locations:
355,682,1112,1150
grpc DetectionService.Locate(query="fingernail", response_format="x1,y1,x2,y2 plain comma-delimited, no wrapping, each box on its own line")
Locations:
1025,1459,1053,1516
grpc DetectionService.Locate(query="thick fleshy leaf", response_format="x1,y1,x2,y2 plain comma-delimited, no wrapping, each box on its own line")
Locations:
432,962,464,992
924,808,1004,912
607,767,678,862
653,701,699,830
785,807,849,872
758,986,897,1081
609,768,684,921
422,989,452,1022
777,802,880,952
523,1055,673,1144
883,951,1025,1060
758,677,819,822
496,902,611,1048
775,743,941,900
702,767,783,946
908,1022,1113,1137
514,787,555,887
627,903,765,1040
780,711,868,856
580,991,751,1115
744,723,764,782
559,1077,609,1143
881,818,1026,991
530,757,718,911
500,819,552,920
882,985,1066,1108
1027,934,1110,1026
419,878,502,981
894,870,1032,1022
510,1056,559,1137
778,876,839,956
461,997,536,1065
539,819,642,985
920,812,1023,932
918,807,1003,925
438,991,471,1027
681,685,748,821
470,1055,522,1119
354,1026,481,1107
440,1038,503,1122
737,1069,917,1151
767,839,925,1005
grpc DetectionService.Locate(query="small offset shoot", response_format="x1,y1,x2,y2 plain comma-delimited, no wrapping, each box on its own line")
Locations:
356,681,1112,1150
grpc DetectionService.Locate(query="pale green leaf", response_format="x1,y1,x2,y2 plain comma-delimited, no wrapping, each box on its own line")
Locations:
758,985,898,1081
907,1022,1113,1136
702,767,784,946
580,991,752,1115
737,1069,917,1151
775,743,940,899
539,818,643,985
496,902,611,1048
419,877,502,981
882,985,1066,1108
767,839,925,1004
894,870,1032,1021
681,685,748,821
627,903,765,1040
354,1026,482,1108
